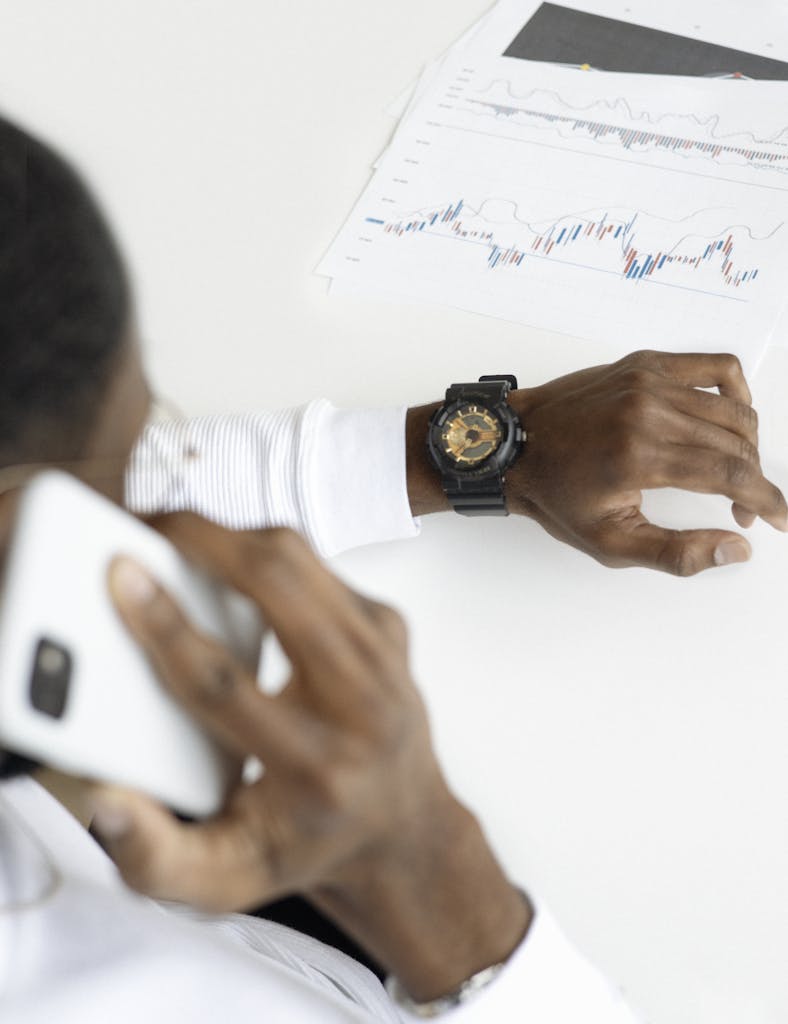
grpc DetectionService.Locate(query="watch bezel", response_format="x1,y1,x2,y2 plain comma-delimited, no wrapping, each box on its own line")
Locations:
427,393,522,481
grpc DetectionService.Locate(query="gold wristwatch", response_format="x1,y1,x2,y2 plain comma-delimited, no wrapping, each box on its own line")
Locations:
426,375,524,515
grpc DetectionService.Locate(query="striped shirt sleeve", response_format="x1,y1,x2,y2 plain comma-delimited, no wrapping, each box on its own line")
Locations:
124,400,420,557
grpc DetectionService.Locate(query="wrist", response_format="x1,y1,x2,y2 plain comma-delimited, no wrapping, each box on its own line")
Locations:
313,795,533,1002
502,388,540,517
405,402,448,516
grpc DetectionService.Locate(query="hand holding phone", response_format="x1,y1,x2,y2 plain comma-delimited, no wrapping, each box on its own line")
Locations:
95,517,531,1002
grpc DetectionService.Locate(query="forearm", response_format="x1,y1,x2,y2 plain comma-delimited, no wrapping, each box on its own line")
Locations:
313,792,532,1003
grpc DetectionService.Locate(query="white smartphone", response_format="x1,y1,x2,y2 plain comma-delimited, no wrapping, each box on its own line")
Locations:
0,470,262,817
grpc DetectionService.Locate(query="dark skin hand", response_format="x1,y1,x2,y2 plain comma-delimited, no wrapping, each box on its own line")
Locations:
406,350,788,577
94,516,531,1003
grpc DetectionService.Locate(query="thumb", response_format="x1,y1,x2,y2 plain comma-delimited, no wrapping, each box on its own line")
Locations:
90,785,186,897
731,501,757,529
596,519,752,576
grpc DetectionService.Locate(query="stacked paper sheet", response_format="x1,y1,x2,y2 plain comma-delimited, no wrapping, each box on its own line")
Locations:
319,1,788,376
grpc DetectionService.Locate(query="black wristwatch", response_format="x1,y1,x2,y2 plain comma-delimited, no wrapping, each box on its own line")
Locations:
427,375,524,516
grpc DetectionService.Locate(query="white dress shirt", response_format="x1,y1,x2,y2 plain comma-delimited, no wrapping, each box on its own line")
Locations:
0,403,642,1021
0,776,638,1023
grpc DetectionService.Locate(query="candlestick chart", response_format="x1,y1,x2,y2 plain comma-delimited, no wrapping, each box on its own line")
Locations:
367,198,779,295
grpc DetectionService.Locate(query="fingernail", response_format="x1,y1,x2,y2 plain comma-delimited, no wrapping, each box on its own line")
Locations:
112,557,156,606
91,799,132,841
714,540,751,566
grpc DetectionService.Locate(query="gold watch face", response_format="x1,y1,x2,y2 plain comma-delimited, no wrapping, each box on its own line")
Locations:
441,405,503,465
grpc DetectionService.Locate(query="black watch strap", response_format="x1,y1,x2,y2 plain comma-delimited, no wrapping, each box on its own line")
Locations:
443,471,508,516
444,376,515,406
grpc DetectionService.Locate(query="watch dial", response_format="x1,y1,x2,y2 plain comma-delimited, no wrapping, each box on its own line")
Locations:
441,405,503,465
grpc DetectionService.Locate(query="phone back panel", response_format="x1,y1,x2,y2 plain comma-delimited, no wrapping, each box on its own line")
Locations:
0,471,260,817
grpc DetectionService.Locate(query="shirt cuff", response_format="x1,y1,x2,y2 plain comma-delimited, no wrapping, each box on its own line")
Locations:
392,904,641,1024
306,402,420,557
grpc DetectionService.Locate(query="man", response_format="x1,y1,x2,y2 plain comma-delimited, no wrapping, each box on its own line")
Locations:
0,114,784,1022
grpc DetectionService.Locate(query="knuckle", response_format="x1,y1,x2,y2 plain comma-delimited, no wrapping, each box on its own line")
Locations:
619,368,654,392
721,353,743,378
769,484,787,515
609,385,654,430
264,526,310,558
311,763,354,814
623,349,657,368
369,601,408,644
351,600,410,675
661,538,702,578
617,387,653,422
258,530,305,570
232,536,273,582
737,438,759,465
724,456,753,488
674,549,702,578
190,655,243,708
146,589,188,647
736,401,758,436
622,430,645,463
237,528,309,585
606,431,644,481
356,691,415,757
357,630,402,692
362,684,401,724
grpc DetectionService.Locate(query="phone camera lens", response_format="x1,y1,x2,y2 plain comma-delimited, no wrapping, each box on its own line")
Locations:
38,644,66,676
29,638,72,719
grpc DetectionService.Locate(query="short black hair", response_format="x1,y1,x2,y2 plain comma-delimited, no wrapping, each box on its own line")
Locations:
0,114,130,465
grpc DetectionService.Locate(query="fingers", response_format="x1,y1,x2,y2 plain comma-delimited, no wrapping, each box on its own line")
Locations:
665,412,759,469
625,351,752,404
658,445,788,531
108,557,310,766
145,518,399,688
599,358,785,531
595,516,752,576
663,384,758,448
112,521,410,730
90,785,275,910
732,502,757,529
661,410,766,526
658,388,777,528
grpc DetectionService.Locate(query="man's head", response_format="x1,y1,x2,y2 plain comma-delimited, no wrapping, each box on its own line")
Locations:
0,115,151,779
0,113,148,490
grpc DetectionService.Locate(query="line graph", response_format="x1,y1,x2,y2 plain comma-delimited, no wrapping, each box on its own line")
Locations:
464,98,788,169
470,80,788,146
366,198,780,293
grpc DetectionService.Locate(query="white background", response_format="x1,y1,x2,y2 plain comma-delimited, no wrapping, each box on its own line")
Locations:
1,3,787,1022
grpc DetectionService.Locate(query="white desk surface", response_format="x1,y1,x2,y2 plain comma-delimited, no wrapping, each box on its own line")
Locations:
2,3,787,1022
